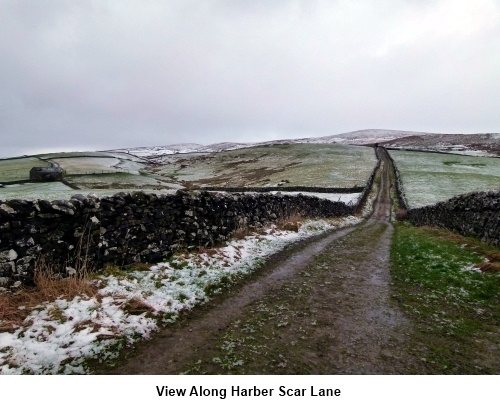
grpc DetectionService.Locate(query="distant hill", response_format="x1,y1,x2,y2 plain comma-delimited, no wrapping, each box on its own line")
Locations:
309,129,437,145
379,133,499,157
107,129,499,158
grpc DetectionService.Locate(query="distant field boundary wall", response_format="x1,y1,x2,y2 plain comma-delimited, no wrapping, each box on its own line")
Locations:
406,191,500,246
385,147,500,159
0,190,357,286
64,171,128,177
0,172,128,186
356,148,382,213
384,149,409,211
0,180,31,186
386,149,499,244
200,145,382,215
199,186,365,194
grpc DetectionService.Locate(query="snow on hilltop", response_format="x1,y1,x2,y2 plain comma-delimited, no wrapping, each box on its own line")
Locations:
109,142,253,157
311,129,436,145
108,129,424,157
108,129,499,158
380,132,499,157
111,143,204,157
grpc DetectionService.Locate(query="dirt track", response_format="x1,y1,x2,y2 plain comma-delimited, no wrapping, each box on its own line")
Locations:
100,149,426,374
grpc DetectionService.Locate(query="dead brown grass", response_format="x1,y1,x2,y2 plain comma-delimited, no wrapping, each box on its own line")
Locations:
476,262,500,273
275,214,304,232
229,214,306,238
0,257,98,332
0,291,38,332
33,266,96,302
122,297,156,315
395,208,408,221
231,227,256,240
197,246,219,257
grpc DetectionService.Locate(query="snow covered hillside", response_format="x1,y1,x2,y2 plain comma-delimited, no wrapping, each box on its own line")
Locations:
108,129,498,158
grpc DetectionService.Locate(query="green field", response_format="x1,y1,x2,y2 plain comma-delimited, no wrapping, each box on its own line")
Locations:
0,157,50,182
64,172,178,190
0,182,180,201
155,143,377,188
51,157,121,175
0,182,75,201
0,150,174,201
2,147,496,203
389,150,500,208
0,144,377,201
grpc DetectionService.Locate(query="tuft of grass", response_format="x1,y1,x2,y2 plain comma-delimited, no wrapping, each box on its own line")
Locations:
197,246,219,256
122,297,156,315
395,208,408,221
32,257,96,301
231,227,255,240
169,260,189,270
276,214,304,232
124,262,151,272
99,264,125,277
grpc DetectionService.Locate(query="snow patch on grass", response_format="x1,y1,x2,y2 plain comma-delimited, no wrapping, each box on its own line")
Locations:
0,216,360,374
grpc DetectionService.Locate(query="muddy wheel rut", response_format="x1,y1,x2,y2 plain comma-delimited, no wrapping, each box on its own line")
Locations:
98,149,426,374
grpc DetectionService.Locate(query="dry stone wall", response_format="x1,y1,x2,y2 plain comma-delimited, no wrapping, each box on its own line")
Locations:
407,191,500,246
200,186,366,194
357,148,382,212
0,190,356,286
384,149,409,211
386,148,499,244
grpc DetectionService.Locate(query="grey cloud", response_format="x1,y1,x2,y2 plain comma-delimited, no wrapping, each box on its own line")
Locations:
0,0,499,157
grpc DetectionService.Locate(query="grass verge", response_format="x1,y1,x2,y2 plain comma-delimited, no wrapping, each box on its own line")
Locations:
391,222,500,373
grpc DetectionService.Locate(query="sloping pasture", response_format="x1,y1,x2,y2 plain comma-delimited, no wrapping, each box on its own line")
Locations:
0,145,377,201
153,143,377,189
389,150,500,208
0,157,50,183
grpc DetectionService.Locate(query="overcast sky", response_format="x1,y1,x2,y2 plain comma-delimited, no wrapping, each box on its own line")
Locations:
1,0,499,157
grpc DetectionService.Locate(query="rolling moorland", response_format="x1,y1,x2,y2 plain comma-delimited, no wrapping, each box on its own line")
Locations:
0,129,498,374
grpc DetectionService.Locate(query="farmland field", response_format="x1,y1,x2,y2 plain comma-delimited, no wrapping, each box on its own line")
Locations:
0,152,176,201
4,146,497,207
0,157,50,182
64,172,179,190
52,157,121,174
153,143,377,188
389,150,500,208
49,156,147,175
0,182,180,201
0,182,76,201
0,144,377,201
